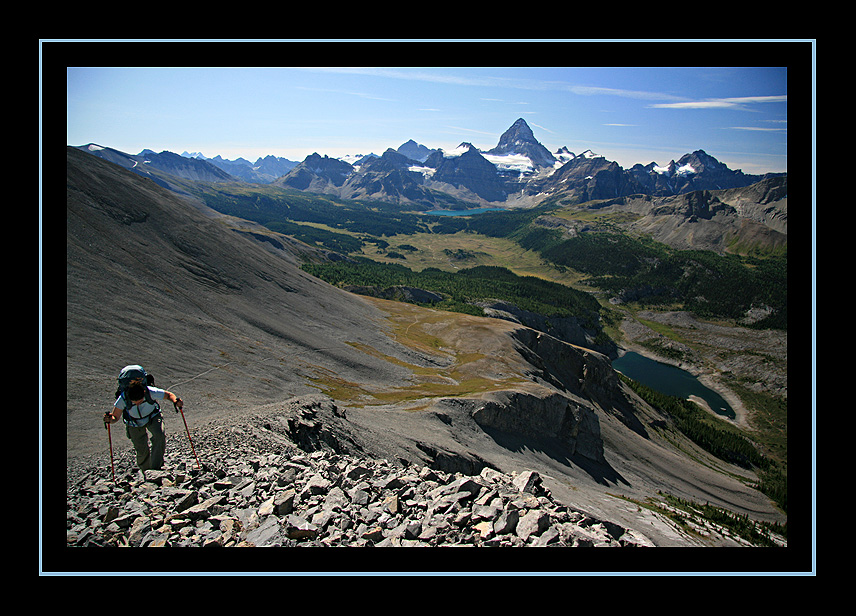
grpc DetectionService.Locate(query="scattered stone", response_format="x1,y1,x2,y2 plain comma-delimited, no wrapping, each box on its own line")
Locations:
66,406,654,549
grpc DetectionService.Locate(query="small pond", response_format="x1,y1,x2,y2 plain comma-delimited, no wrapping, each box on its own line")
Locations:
612,351,735,419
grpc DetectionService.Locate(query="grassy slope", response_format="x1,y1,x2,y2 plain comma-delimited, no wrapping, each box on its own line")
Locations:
188,181,788,491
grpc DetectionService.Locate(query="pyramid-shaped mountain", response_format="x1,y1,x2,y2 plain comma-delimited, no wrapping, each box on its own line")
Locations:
486,118,557,170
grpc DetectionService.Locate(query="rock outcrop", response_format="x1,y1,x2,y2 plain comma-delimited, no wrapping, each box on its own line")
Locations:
470,391,605,464
480,299,616,357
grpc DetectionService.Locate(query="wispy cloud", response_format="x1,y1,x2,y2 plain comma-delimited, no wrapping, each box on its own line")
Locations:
726,126,787,132
445,125,499,137
568,85,684,102
296,67,507,88
296,67,688,103
295,67,786,117
529,122,554,133
723,96,788,104
650,95,787,110
294,85,397,102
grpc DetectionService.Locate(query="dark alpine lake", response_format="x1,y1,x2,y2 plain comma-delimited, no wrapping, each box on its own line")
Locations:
612,351,735,419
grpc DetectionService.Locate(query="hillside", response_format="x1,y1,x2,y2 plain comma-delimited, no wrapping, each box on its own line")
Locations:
537,175,787,256
60,147,789,568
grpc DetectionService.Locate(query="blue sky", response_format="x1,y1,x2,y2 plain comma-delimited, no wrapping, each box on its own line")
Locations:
66,64,790,174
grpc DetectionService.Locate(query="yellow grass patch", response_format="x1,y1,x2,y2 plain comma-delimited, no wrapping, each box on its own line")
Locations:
307,297,532,408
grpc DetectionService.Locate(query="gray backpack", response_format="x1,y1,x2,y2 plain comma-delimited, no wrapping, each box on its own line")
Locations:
114,364,160,422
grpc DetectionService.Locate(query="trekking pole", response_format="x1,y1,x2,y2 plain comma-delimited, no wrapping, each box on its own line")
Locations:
104,414,116,483
174,399,201,470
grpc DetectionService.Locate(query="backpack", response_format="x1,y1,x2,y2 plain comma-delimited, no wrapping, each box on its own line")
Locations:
115,364,161,424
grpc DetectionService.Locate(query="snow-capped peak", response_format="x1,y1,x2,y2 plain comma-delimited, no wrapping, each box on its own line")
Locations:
552,147,599,169
338,154,366,165
554,147,575,165
442,143,475,158
653,161,697,176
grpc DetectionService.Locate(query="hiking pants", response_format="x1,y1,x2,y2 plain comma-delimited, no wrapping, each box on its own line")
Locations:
126,415,165,471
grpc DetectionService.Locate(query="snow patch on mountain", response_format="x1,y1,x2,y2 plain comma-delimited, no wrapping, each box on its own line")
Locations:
653,163,697,176
554,147,575,166
408,165,436,178
551,148,601,169
483,153,535,174
442,144,475,158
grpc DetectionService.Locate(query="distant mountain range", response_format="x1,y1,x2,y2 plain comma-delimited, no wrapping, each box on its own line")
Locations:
184,152,300,183
75,118,785,208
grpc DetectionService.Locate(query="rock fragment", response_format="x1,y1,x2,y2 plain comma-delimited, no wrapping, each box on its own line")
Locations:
66,400,652,550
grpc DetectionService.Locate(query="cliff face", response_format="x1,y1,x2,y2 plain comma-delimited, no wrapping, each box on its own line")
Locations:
480,300,617,357
458,328,621,465
469,390,605,464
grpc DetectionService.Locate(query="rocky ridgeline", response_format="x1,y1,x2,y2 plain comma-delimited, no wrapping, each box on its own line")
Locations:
67,421,653,548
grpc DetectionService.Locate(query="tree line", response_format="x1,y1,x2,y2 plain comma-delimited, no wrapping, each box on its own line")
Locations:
193,186,786,330
466,212,787,330
620,374,787,513
301,259,604,329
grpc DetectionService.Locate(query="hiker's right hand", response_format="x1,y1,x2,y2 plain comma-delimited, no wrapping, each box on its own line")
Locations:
104,412,118,425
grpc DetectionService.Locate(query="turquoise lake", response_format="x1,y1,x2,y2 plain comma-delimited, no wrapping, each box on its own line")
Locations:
420,207,505,216
612,351,735,419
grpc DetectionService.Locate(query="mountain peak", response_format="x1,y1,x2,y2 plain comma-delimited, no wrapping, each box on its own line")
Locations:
396,139,436,163
496,119,535,147
488,119,556,169
678,149,721,171
509,117,534,135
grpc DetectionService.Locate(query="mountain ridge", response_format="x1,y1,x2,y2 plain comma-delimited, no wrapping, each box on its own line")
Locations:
75,118,785,210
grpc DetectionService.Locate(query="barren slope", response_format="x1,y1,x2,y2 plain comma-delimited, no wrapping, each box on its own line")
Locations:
66,146,414,458
64,147,785,549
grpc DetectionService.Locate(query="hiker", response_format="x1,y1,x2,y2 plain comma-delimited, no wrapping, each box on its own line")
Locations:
104,365,183,472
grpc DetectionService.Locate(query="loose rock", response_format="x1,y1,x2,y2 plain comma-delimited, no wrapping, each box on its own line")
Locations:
66,408,655,549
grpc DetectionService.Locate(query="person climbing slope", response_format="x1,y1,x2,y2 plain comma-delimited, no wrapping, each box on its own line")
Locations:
104,365,183,472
